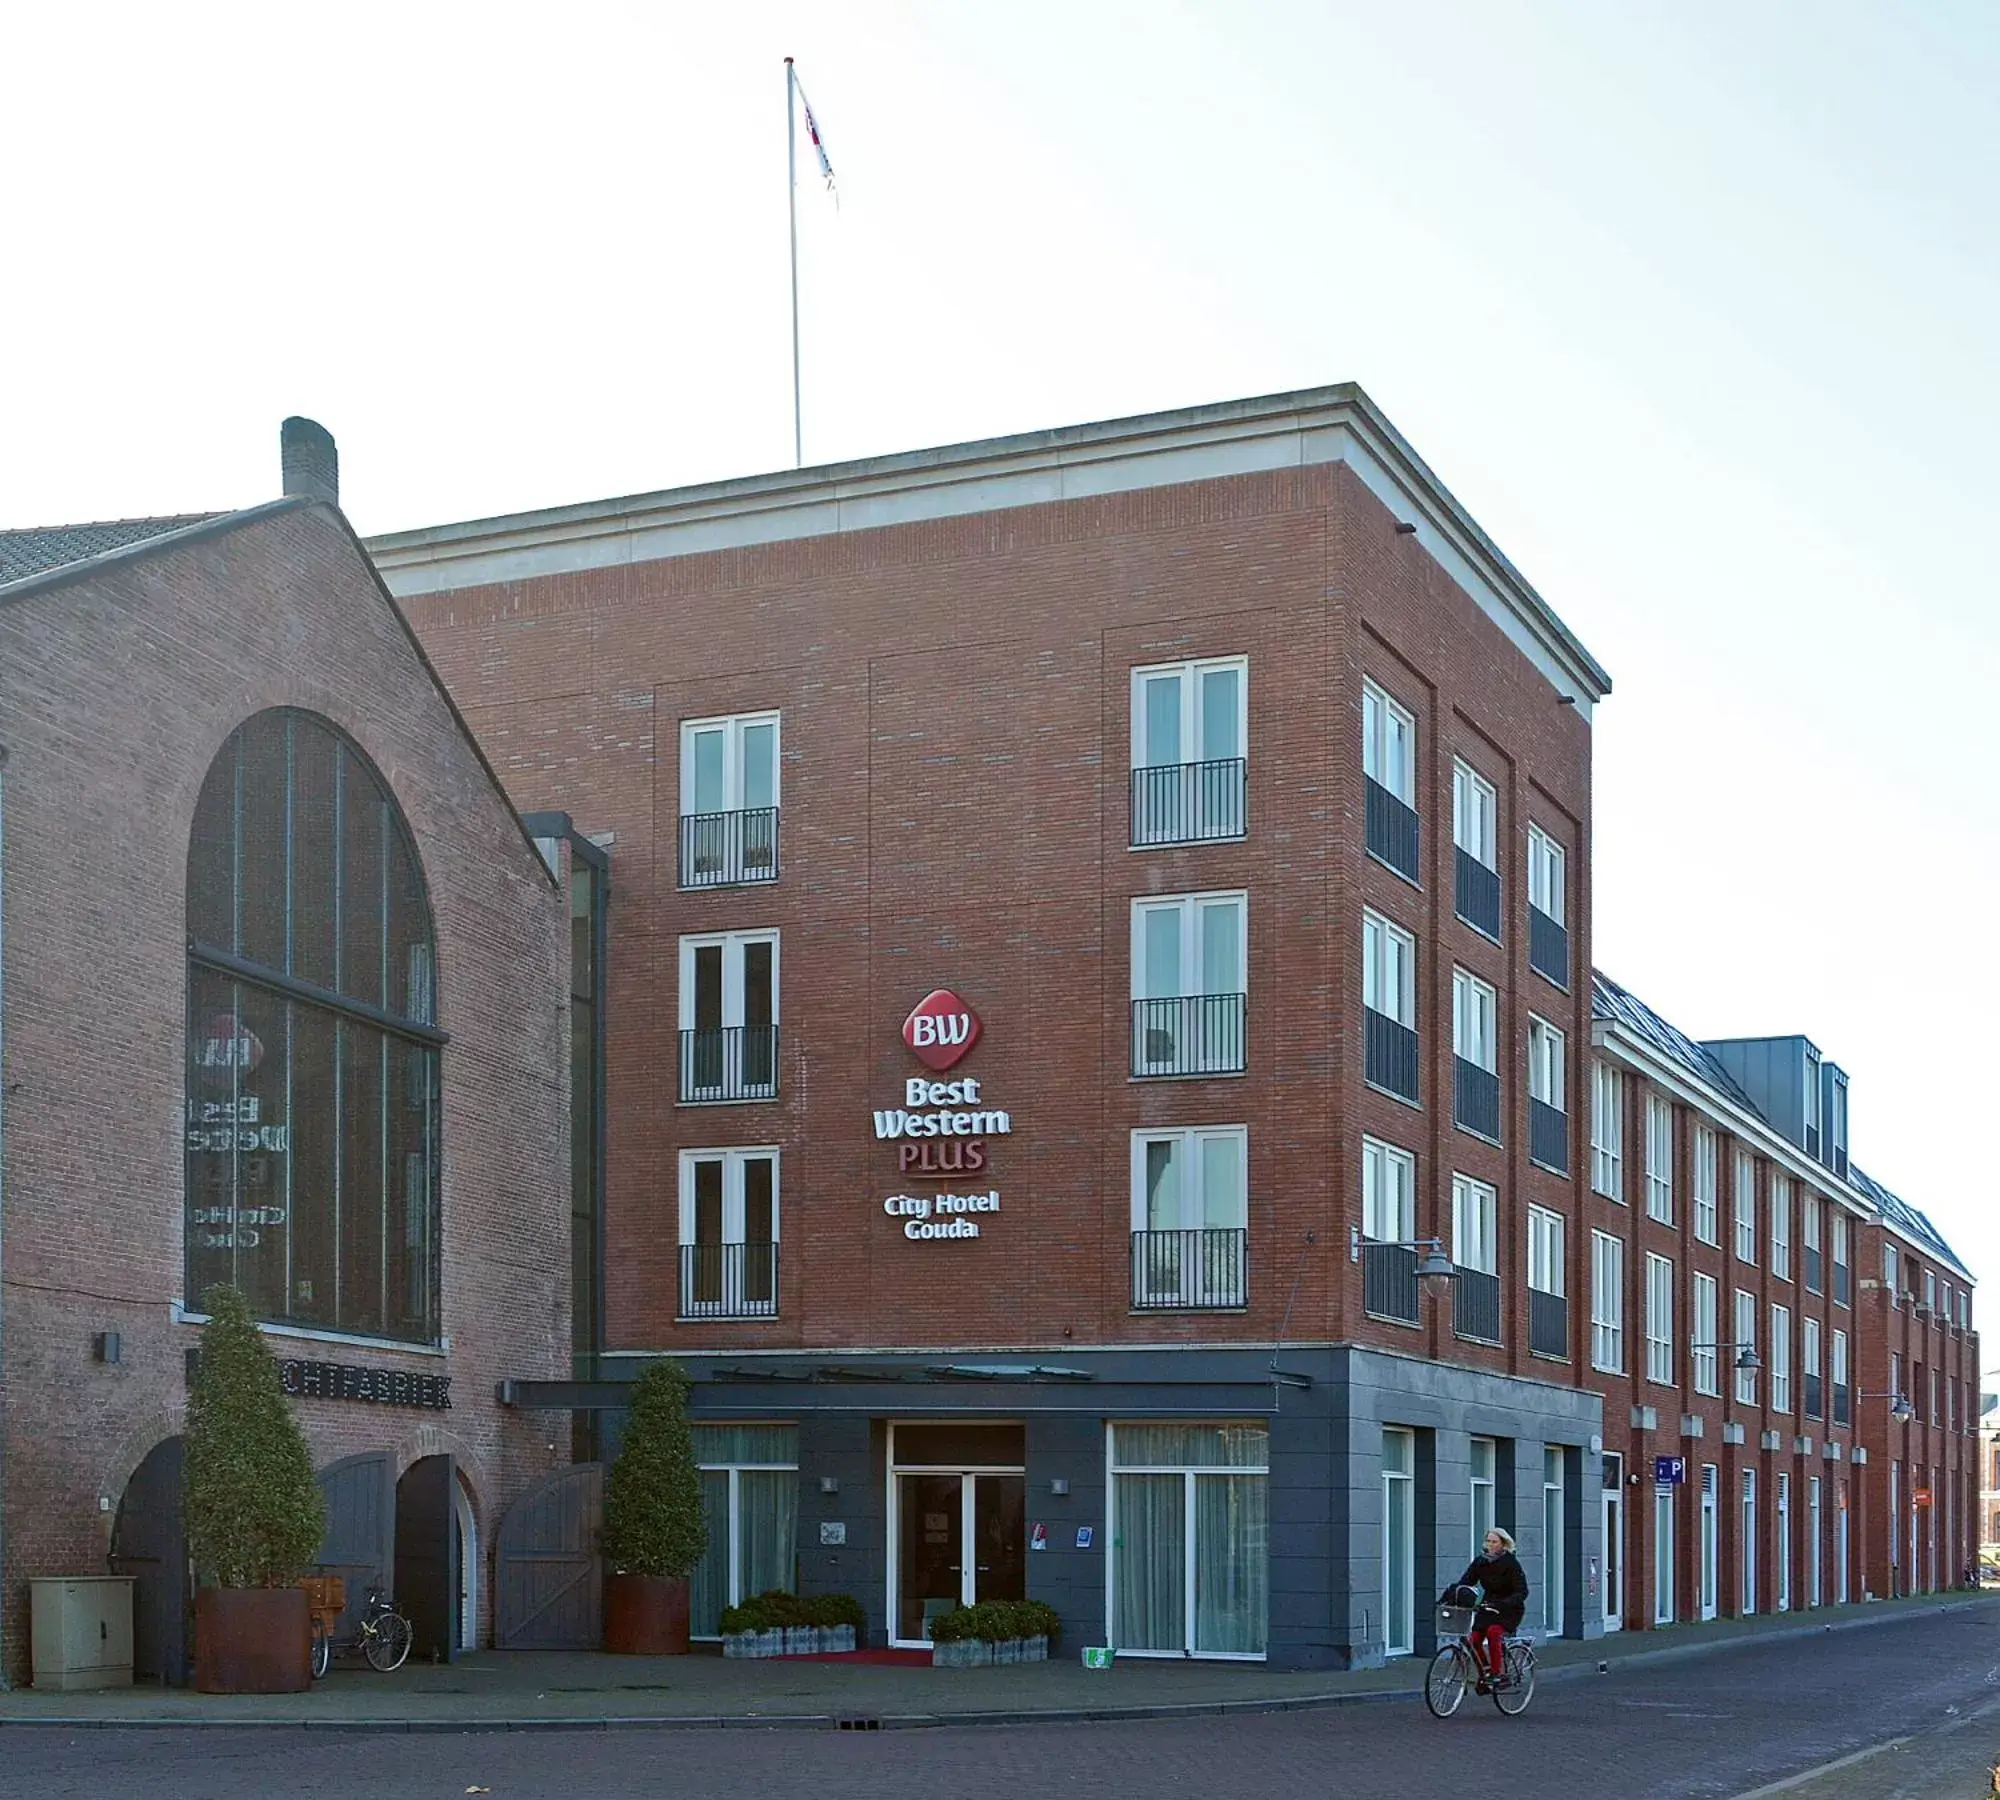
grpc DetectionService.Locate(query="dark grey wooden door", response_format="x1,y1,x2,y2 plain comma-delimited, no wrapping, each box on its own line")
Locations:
110,1436,186,1685
395,1454,459,1662
313,1452,395,1644
494,1462,602,1649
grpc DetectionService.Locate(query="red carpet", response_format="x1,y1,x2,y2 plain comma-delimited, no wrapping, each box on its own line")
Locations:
774,1648,933,1666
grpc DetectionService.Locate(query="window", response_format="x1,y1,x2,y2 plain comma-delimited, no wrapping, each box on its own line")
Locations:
1381,1427,1415,1656
1692,1273,1720,1396
1591,1063,1624,1201
691,1425,800,1638
1831,1211,1850,1306
1654,1483,1676,1626
1734,1290,1759,1406
1803,1199,1824,1295
184,709,441,1345
680,712,779,885
1363,911,1416,1026
1693,1127,1720,1246
1131,1128,1248,1308
1452,1174,1497,1275
1770,1304,1793,1412
1452,968,1497,1071
679,930,779,1102
1528,1205,1566,1296
1771,1175,1792,1280
1362,1137,1415,1243
1528,1018,1568,1172
1925,1269,1937,1314
1832,1329,1849,1426
1453,760,1496,868
1734,1150,1757,1265
1131,657,1247,845
1527,825,1566,926
1362,679,1415,803
1132,893,1248,1076
679,1148,779,1318
1802,1045,1822,1154
1645,1095,1675,1223
1591,1232,1626,1372
1803,1316,1823,1420
1645,1253,1675,1384
1883,1241,1899,1297
1470,1438,1498,1561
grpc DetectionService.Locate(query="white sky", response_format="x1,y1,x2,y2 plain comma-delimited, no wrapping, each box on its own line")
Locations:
6,2,1995,1339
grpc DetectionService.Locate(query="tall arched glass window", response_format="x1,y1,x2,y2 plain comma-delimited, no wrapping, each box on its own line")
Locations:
185,709,442,1344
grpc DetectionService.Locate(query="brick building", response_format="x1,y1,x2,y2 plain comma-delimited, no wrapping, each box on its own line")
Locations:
0,425,570,1684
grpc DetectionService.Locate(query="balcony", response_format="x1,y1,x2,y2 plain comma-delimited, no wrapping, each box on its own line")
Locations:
678,1242,779,1320
1833,1384,1851,1428
1365,777,1420,883
1529,1289,1568,1359
1804,1246,1824,1295
1454,847,1502,940
1365,1008,1420,1105
679,1025,780,1103
679,807,779,889
1804,1373,1825,1421
1130,1228,1247,1310
1453,1056,1499,1141
1453,1266,1501,1343
1528,905,1569,988
1131,994,1248,1078
1363,1241,1420,1325
1130,757,1247,847
1833,1261,1852,1308
1529,1099,1569,1174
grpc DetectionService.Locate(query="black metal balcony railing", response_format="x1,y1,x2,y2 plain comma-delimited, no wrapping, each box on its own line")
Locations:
1130,994,1248,1078
1804,1246,1824,1295
1130,757,1248,847
679,807,780,889
678,1242,779,1319
1453,1056,1500,1141
1363,1241,1420,1325
1833,1384,1851,1428
1130,1228,1248,1310
1365,777,1420,883
1833,1261,1852,1308
1365,1008,1420,1104
1529,1098,1569,1174
679,1025,780,1103
1453,1266,1501,1343
1529,1289,1568,1359
1454,847,1502,940
1804,1373,1825,1421
1528,905,1569,988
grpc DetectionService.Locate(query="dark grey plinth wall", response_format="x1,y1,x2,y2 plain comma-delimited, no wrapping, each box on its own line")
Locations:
793,1416,885,1641
1024,1412,1106,1650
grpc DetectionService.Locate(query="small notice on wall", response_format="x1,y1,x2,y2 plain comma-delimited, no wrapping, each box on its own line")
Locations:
820,1521,846,1546
1030,1522,1047,1552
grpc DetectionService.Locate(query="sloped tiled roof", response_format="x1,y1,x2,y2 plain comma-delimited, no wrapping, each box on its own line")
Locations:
1591,971,1759,1113
0,515,217,587
1849,1166,1971,1280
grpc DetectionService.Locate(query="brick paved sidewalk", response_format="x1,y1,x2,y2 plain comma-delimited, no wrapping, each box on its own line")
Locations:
0,1591,1986,1731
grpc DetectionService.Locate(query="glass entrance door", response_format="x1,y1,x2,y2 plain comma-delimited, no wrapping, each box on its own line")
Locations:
893,1472,1025,1643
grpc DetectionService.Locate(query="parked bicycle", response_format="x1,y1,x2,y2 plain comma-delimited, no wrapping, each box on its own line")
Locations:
303,1580,413,1678
1424,1601,1537,1718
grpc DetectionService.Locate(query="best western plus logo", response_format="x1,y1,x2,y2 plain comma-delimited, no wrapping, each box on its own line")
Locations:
901,989,982,1071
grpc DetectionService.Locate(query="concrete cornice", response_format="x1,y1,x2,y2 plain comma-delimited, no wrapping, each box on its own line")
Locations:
366,384,1611,710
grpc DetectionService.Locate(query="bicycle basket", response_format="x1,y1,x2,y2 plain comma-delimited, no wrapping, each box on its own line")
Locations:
1437,1603,1478,1636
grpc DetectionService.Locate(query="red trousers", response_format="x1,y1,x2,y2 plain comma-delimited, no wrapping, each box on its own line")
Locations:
1469,1623,1507,1676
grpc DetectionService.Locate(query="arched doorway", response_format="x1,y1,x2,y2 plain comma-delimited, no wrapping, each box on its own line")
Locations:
456,1476,480,1651
395,1453,461,1662
110,1437,187,1685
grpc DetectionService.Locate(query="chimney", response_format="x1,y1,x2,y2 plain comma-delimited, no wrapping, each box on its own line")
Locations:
280,416,339,506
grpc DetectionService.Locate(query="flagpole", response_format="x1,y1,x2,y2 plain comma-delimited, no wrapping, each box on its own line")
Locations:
785,56,802,468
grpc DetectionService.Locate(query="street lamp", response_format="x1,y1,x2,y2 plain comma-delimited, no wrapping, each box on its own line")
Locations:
1348,1228,1457,1287
1858,1390,1916,1422
1689,1341,1761,1372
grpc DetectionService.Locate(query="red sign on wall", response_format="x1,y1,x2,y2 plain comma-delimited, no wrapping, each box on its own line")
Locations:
902,989,982,1071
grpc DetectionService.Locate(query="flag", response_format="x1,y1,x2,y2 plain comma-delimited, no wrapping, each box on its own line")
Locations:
793,70,835,191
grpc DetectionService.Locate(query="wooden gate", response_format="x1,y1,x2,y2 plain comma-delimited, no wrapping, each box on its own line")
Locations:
494,1462,602,1649
110,1437,187,1685
312,1452,395,1644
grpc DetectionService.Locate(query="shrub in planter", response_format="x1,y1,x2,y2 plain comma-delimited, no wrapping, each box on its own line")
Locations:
805,1591,863,1652
602,1360,707,1654
184,1286,327,1694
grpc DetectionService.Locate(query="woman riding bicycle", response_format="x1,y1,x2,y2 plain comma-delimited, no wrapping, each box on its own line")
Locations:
1443,1527,1528,1692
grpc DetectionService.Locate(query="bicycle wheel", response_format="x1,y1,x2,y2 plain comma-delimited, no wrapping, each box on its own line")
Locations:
1424,1644,1470,1718
1492,1644,1535,1715
364,1612,412,1673
309,1617,331,1680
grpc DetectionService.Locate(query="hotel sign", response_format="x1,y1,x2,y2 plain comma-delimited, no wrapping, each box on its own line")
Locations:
879,989,1005,1242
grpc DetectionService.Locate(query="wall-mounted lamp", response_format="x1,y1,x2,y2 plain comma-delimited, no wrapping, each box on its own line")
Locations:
1348,1228,1455,1286
1689,1341,1761,1372
1859,1390,1916,1423
93,1331,121,1365
819,1476,841,1496
1050,1478,1070,1498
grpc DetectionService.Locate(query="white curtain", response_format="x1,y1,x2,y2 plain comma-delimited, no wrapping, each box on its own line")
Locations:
738,1469,797,1599
1194,1474,1267,1656
1113,1475,1184,1652
690,1471,730,1635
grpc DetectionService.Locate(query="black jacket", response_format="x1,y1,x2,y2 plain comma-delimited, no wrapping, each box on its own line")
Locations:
1446,1551,1528,1631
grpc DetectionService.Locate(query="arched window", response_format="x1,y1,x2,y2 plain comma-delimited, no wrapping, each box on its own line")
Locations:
185,709,442,1344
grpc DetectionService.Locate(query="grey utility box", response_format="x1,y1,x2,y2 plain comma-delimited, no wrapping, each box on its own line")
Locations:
31,1576,135,1690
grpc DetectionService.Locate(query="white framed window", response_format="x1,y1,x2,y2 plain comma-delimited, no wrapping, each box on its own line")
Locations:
682,711,779,817
1591,1063,1624,1201
1132,656,1247,770
1771,1175,1792,1280
1527,824,1566,926
1452,968,1497,1072
1133,893,1247,1005
1645,1094,1675,1224
1528,1205,1566,1297
1528,1016,1566,1110
1470,1438,1498,1561
679,1147,780,1318
1692,1273,1720,1396
1803,1316,1822,1417
1776,1473,1792,1612
1803,1046,1822,1145
1771,1304,1792,1412
1645,1252,1675,1384
1924,1268,1937,1312
1453,760,1497,869
1363,910,1416,1027
1653,1483,1676,1626
1734,1150,1757,1265
1741,1467,1758,1618
1832,1328,1848,1415
1831,1212,1850,1292
1362,1137,1416,1243
1452,1173,1497,1275
1382,1426,1416,1655
679,929,780,1101
1591,1231,1625,1373
1802,1198,1823,1293
1131,1127,1248,1234
1881,1240,1898,1296
1693,1127,1720,1246
1734,1289,1759,1406
1362,679,1415,804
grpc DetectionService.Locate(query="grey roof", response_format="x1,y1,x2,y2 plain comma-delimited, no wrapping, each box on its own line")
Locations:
0,515,216,587
1848,1166,1971,1281
1591,971,1759,1113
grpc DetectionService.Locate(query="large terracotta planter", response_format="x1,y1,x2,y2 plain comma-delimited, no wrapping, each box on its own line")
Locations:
193,1586,311,1693
603,1573,690,1655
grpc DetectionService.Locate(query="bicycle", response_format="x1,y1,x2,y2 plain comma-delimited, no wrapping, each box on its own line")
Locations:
1423,1602,1537,1718
307,1584,413,1678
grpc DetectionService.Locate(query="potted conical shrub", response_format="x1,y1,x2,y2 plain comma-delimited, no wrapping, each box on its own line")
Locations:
184,1286,327,1692
602,1359,707,1654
